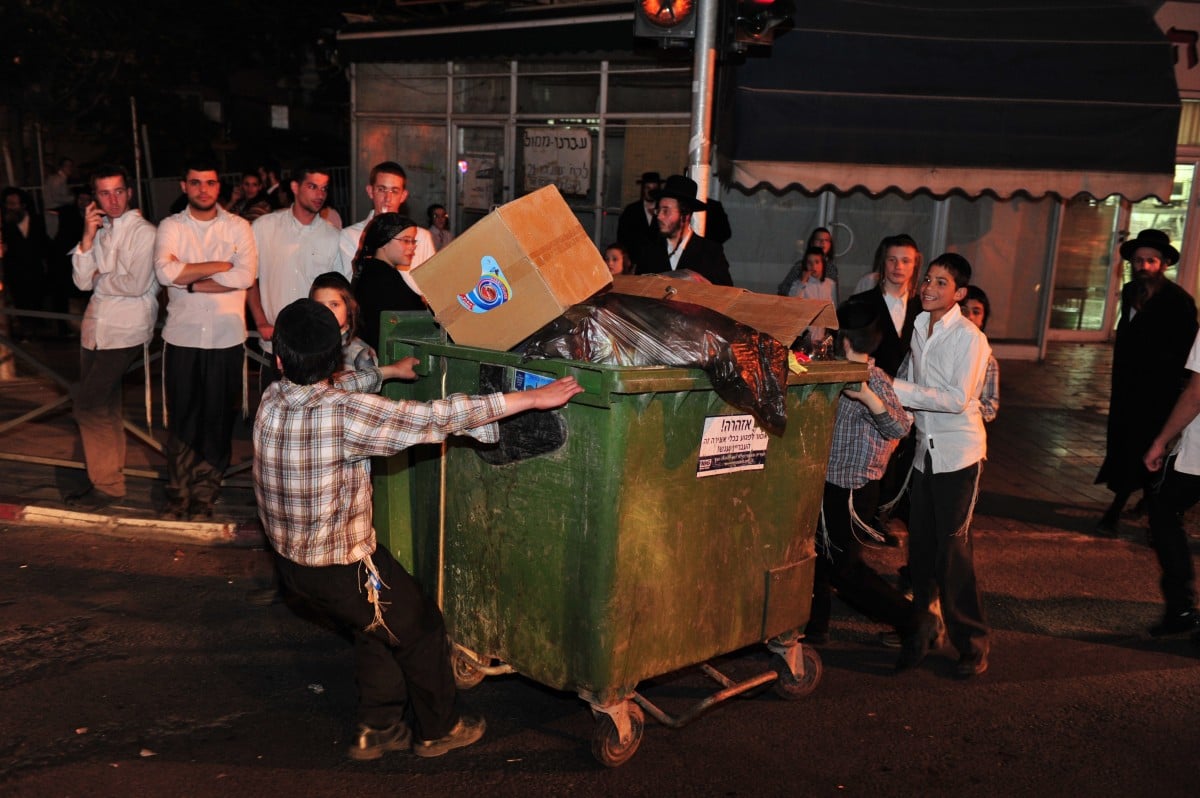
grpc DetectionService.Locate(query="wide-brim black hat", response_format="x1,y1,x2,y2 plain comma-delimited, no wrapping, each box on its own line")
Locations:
651,174,708,213
637,171,662,184
1119,229,1179,265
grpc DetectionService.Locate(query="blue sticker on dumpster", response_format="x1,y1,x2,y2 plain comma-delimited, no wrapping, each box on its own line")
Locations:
514,369,555,391
457,255,512,313
696,414,769,478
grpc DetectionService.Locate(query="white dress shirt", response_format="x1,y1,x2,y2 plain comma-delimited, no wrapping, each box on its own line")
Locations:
893,302,991,473
882,290,908,334
1174,332,1200,475
252,208,343,352
71,209,159,350
337,210,436,274
154,206,257,349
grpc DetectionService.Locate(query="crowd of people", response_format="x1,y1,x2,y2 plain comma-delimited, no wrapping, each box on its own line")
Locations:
4,152,1199,760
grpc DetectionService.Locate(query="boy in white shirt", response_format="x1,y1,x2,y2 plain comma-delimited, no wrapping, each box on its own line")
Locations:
891,253,992,679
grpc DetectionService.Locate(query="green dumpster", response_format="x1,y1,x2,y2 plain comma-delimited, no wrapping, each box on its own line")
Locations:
372,311,866,766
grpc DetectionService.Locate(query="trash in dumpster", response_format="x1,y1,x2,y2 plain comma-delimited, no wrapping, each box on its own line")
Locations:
521,293,790,435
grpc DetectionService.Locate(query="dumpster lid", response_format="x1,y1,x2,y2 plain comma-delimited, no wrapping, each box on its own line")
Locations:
609,275,837,346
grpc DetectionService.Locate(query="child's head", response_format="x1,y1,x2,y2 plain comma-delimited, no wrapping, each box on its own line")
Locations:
920,253,971,319
355,212,419,269
807,227,834,257
604,243,632,276
309,271,358,336
834,299,883,358
802,246,827,281
961,285,990,331
273,298,343,385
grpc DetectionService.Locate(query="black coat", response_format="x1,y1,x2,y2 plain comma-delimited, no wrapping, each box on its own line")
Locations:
353,257,428,349
616,201,657,255
635,233,733,287
1097,279,1198,493
849,286,921,378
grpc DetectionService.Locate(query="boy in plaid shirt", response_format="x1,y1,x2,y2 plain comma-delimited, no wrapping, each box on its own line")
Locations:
808,300,922,644
254,298,581,761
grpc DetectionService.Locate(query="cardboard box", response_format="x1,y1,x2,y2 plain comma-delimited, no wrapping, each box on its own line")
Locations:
410,185,612,351
609,274,839,344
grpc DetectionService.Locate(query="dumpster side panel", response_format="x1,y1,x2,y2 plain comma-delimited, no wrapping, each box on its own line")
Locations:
372,318,861,704
442,378,842,703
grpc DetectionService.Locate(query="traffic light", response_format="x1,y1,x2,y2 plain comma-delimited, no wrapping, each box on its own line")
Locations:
634,0,698,45
732,0,794,50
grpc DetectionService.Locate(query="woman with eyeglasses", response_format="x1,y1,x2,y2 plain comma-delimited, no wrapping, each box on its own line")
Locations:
352,212,429,349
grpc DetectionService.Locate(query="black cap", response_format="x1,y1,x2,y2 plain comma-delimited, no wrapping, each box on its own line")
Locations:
836,298,883,331
274,298,341,356
638,171,662,184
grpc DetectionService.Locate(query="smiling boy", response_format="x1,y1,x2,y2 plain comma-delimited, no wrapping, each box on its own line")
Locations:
890,253,992,679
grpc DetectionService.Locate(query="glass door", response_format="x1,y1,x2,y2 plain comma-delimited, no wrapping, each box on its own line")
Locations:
454,124,508,235
1046,196,1125,340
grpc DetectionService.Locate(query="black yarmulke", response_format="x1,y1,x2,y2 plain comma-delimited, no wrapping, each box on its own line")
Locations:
274,298,341,355
837,298,882,331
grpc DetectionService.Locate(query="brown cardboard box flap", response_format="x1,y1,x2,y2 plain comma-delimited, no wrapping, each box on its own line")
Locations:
610,274,838,344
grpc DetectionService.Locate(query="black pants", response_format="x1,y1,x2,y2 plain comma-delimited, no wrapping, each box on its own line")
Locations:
1147,455,1199,614
907,455,988,659
163,343,243,507
275,545,458,739
810,480,914,635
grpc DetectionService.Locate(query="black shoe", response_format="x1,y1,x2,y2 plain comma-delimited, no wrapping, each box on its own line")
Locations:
1095,508,1120,537
189,501,214,521
1149,609,1200,637
347,722,411,761
163,499,188,521
66,487,119,512
955,651,989,679
895,612,938,672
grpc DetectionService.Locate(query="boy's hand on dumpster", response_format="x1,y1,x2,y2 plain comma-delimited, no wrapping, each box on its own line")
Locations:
502,377,584,415
529,377,584,409
379,356,420,382
842,381,885,414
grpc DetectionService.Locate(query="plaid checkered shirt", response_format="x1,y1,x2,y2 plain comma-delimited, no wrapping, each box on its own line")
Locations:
825,362,912,489
253,367,505,566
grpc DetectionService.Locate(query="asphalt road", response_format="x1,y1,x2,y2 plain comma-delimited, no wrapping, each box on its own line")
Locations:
1,518,1198,798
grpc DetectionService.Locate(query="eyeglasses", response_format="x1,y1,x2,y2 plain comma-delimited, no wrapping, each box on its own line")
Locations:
393,236,418,246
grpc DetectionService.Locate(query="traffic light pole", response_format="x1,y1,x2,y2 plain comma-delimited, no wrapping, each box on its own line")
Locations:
687,0,720,237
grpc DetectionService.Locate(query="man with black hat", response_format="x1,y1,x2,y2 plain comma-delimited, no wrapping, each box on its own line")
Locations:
635,174,733,286
616,171,662,255
254,298,582,761
1096,230,1198,551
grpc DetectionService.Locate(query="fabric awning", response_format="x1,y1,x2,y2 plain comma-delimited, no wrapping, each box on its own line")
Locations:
724,0,1181,201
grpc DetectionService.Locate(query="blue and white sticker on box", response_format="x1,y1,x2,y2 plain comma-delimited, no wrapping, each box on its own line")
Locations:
696,414,769,478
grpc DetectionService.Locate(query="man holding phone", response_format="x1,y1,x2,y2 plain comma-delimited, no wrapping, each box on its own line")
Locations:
68,164,159,510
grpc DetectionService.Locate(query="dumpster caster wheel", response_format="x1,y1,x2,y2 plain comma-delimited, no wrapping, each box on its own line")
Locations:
772,645,822,700
452,648,487,690
591,703,644,767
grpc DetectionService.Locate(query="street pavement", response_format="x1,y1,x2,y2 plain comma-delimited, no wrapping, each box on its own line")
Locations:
1,338,1198,796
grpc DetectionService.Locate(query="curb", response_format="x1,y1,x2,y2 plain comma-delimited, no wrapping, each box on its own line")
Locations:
0,501,267,548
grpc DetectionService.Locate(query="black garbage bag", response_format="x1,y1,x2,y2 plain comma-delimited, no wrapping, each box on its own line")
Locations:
521,293,790,435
